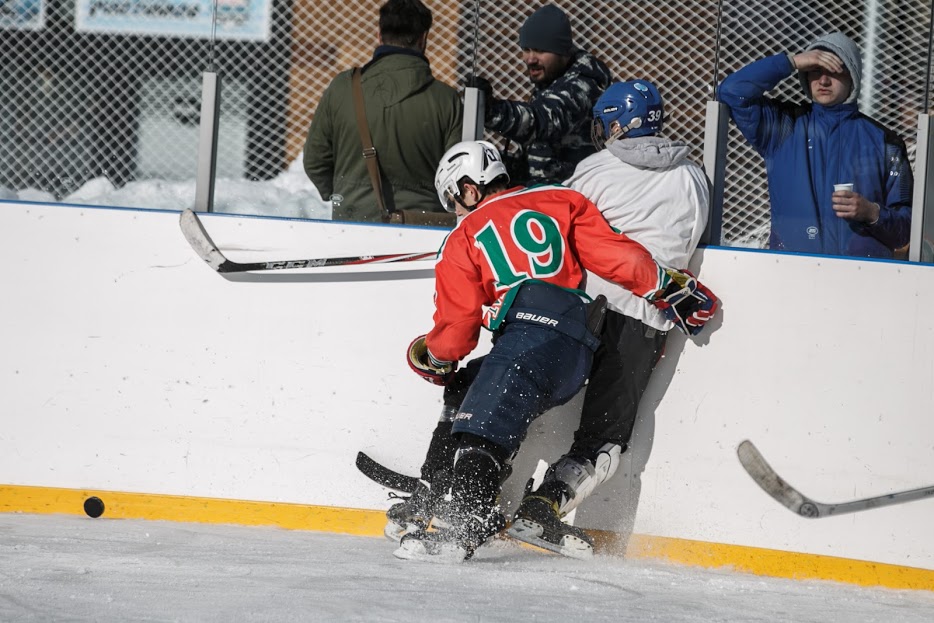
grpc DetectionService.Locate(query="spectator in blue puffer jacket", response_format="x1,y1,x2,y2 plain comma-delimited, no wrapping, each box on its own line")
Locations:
718,32,913,258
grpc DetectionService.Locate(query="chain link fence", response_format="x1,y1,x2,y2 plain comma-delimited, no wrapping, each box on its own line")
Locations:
0,0,930,244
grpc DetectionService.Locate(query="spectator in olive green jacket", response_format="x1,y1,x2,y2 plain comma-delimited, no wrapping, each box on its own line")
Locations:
303,0,463,224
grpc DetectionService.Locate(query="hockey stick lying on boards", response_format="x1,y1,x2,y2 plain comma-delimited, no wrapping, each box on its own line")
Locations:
737,439,934,518
179,209,437,273
356,451,420,493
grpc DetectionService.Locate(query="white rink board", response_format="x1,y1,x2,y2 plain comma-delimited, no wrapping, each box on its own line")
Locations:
1,201,933,569
625,250,934,567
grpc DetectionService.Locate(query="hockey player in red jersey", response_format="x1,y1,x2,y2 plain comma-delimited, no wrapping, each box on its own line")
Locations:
394,140,718,562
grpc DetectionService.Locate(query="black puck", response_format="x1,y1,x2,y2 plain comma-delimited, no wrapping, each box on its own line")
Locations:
83,496,105,518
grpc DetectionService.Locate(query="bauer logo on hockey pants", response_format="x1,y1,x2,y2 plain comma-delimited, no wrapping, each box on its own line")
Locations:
514,312,559,327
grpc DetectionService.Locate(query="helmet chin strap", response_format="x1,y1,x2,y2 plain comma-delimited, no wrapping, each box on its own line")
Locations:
606,116,643,145
456,183,487,212
446,190,475,215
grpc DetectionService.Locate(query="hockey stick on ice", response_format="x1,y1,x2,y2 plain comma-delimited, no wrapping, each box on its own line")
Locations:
180,209,436,273
356,452,420,493
737,439,934,518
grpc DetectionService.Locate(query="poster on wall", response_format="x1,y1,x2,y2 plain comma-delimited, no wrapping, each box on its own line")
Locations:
0,0,44,30
74,0,271,41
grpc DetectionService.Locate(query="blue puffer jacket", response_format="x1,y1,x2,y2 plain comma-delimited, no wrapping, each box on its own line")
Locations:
718,54,912,257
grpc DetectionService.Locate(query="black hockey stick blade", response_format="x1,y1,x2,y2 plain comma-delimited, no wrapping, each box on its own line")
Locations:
737,439,934,518
179,209,436,273
356,451,420,493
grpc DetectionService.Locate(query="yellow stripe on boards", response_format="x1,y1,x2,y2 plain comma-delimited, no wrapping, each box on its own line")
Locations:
3,483,933,592
621,532,934,592
0,484,384,536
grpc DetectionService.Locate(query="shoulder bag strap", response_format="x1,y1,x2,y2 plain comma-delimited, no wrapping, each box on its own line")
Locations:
351,67,391,222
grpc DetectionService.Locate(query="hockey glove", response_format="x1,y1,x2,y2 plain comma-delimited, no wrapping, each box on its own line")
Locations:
407,335,456,386
651,269,719,336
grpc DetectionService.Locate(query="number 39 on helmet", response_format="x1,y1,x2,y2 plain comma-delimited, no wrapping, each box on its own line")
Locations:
591,80,664,148
434,140,509,212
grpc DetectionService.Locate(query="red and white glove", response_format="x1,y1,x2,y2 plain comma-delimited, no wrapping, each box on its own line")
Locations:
406,335,456,385
651,269,719,336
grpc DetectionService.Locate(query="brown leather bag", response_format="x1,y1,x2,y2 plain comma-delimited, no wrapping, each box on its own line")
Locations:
351,67,455,228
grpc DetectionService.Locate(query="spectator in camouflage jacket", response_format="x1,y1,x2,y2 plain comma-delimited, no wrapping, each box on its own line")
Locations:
303,0,463,224
472,5,613,185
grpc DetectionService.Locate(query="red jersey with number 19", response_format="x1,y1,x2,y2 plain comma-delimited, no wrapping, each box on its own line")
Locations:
426,185,664,363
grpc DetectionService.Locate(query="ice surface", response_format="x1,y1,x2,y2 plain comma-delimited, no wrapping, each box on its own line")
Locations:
2,513,933,622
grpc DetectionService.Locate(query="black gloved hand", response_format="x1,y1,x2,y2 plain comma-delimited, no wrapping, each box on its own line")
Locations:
650,269,720,336
463,74,493,103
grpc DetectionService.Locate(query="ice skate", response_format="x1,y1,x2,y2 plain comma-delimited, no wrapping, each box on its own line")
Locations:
384,480,449,541
393,526,472,563
508,495,594,560
393,511,505,563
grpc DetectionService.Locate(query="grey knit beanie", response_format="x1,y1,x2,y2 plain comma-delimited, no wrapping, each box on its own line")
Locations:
518,5,574,56
797,32,862,105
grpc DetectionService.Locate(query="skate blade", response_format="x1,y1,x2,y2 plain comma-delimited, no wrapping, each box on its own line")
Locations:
384,521,408,542
393,538,468,564
384,520,428,542
384,517,451,542
507,519,594,560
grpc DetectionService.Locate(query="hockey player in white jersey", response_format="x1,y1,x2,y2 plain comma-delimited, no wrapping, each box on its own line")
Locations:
506,79,711,558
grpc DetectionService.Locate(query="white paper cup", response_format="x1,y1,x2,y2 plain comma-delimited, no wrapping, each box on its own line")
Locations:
834,183,854,192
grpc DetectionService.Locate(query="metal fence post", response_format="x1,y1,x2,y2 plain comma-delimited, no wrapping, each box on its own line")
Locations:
462,89,485,141
910,113,934,262
194,71,221,213
702,101,728,246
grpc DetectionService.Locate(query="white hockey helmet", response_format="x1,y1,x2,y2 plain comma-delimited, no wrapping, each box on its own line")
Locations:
434,140,509,212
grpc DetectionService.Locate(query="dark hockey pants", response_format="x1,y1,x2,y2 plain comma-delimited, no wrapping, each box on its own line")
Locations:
451,282,597,454
425,308,665,479
452,327,593,455
569,309,667,459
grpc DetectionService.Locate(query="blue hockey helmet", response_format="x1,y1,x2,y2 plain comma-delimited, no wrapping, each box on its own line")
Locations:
591,80,664,148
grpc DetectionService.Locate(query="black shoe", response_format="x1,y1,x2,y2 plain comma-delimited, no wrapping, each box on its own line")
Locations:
507,496,594,560
384,481,448,541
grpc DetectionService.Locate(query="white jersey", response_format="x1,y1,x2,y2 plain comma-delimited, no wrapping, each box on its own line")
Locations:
564,137,709,331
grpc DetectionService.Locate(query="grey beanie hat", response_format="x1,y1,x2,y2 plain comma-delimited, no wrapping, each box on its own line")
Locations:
797,32,862,105
518,5,574,56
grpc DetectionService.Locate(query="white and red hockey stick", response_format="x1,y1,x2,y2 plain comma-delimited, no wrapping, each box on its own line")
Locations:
180,209,436,274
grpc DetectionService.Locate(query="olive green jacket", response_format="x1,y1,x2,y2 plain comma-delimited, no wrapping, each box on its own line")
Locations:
304,50,463,222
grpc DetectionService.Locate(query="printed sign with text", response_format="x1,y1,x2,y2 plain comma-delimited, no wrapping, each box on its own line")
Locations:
75,0,271,41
